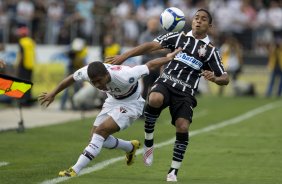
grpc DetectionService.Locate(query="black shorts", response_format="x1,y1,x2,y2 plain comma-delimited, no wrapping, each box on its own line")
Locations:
150,81,197,125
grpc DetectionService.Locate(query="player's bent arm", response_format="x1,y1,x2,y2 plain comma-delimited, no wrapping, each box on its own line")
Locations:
145,56,172,71
114,42,162,65
214,73,229,85
146,48,182,71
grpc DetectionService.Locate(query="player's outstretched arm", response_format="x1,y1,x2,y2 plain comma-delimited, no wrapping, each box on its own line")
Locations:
146,48,182,71
38,75,75,107
105,41,162,65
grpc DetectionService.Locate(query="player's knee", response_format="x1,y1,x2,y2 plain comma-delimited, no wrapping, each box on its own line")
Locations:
148,92,164,108
175,118,190,132
94,127,110,139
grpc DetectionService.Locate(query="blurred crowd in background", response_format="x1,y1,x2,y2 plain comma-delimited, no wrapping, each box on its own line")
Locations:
0,0,281,54
0,0,282,109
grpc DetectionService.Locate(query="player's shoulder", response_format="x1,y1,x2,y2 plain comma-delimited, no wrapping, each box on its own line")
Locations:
156,31,182,41
207,42,219,50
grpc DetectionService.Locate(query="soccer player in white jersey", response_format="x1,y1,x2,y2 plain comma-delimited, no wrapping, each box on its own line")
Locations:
38,48,182,177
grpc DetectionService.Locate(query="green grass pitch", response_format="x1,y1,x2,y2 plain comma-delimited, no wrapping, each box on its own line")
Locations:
0,96,282,184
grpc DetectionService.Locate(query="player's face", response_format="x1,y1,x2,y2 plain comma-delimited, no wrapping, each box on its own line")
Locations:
192,11,211,38
90,74,110,91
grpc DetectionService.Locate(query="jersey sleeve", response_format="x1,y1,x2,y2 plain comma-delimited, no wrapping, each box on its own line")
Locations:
73,65,90,82
154,32,180,50
118,65,149,84
207,48,226,76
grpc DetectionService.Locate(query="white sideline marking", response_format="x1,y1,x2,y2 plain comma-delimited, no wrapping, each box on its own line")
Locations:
0,162,9,167
40,101,282,184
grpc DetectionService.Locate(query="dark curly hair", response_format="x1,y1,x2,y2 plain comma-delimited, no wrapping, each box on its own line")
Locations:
87,61,108,79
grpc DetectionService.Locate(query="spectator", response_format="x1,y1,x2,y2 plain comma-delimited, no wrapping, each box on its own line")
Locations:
138,17,165,100
60,38,88,110
101,34,121,60
15,26,36,106
219,35,243,95
0,5,8,43
266,37,282,97
15,0,34,28
73,0,94,42
72,83,105,110
46,1,64,44
268,0,282,39
32,0,47,43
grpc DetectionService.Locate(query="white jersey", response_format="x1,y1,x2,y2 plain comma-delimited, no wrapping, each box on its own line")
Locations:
73,63,149,101
73,63,149,130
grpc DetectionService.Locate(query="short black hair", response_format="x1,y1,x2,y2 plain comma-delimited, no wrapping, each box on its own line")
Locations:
196,9,212,24
87,61,108,79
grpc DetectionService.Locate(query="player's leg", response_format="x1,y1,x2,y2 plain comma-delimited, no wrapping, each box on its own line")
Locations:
143,83,169,166
166,95,195,182
59,116,119,176
91,126,137,154
167,118,190,182
103,135,140,165
104,100,143,165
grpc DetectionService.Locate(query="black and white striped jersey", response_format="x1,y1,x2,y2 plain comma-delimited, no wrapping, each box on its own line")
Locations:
154,30,226,96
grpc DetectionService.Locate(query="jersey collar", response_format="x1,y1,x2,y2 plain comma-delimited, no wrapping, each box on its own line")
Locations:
186,30,210,44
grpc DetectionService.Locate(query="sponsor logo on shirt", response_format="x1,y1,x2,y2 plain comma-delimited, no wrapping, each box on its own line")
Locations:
161,73,191,88
174,52,203,70
129,77,135,83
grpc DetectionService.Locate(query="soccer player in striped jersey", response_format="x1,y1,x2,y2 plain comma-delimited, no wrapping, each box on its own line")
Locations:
107,9,229,182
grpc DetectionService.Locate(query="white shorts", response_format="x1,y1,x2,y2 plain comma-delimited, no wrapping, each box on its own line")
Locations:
94,96,145,130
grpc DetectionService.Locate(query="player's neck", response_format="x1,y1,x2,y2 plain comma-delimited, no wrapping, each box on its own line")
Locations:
193,33,207,40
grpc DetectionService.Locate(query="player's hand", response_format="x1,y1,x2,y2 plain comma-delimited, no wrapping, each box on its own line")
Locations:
201,70,216,82
166,47,182,60
38,92,55,108
104,56,116,64
104,55,127,65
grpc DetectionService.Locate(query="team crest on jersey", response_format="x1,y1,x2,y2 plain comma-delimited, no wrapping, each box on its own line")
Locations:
120,107,127,113
198,45,207,57
129,77,135,83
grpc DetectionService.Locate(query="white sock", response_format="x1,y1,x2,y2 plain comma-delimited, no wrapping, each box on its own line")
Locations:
145,132,154,140
103,135,132,152
171,160,182,169
72,154,90,174
72,134,105,173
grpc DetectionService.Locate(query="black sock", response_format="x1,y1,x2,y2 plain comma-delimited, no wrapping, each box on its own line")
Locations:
144,139,154,147
144,104,161,147
169,132,189,175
